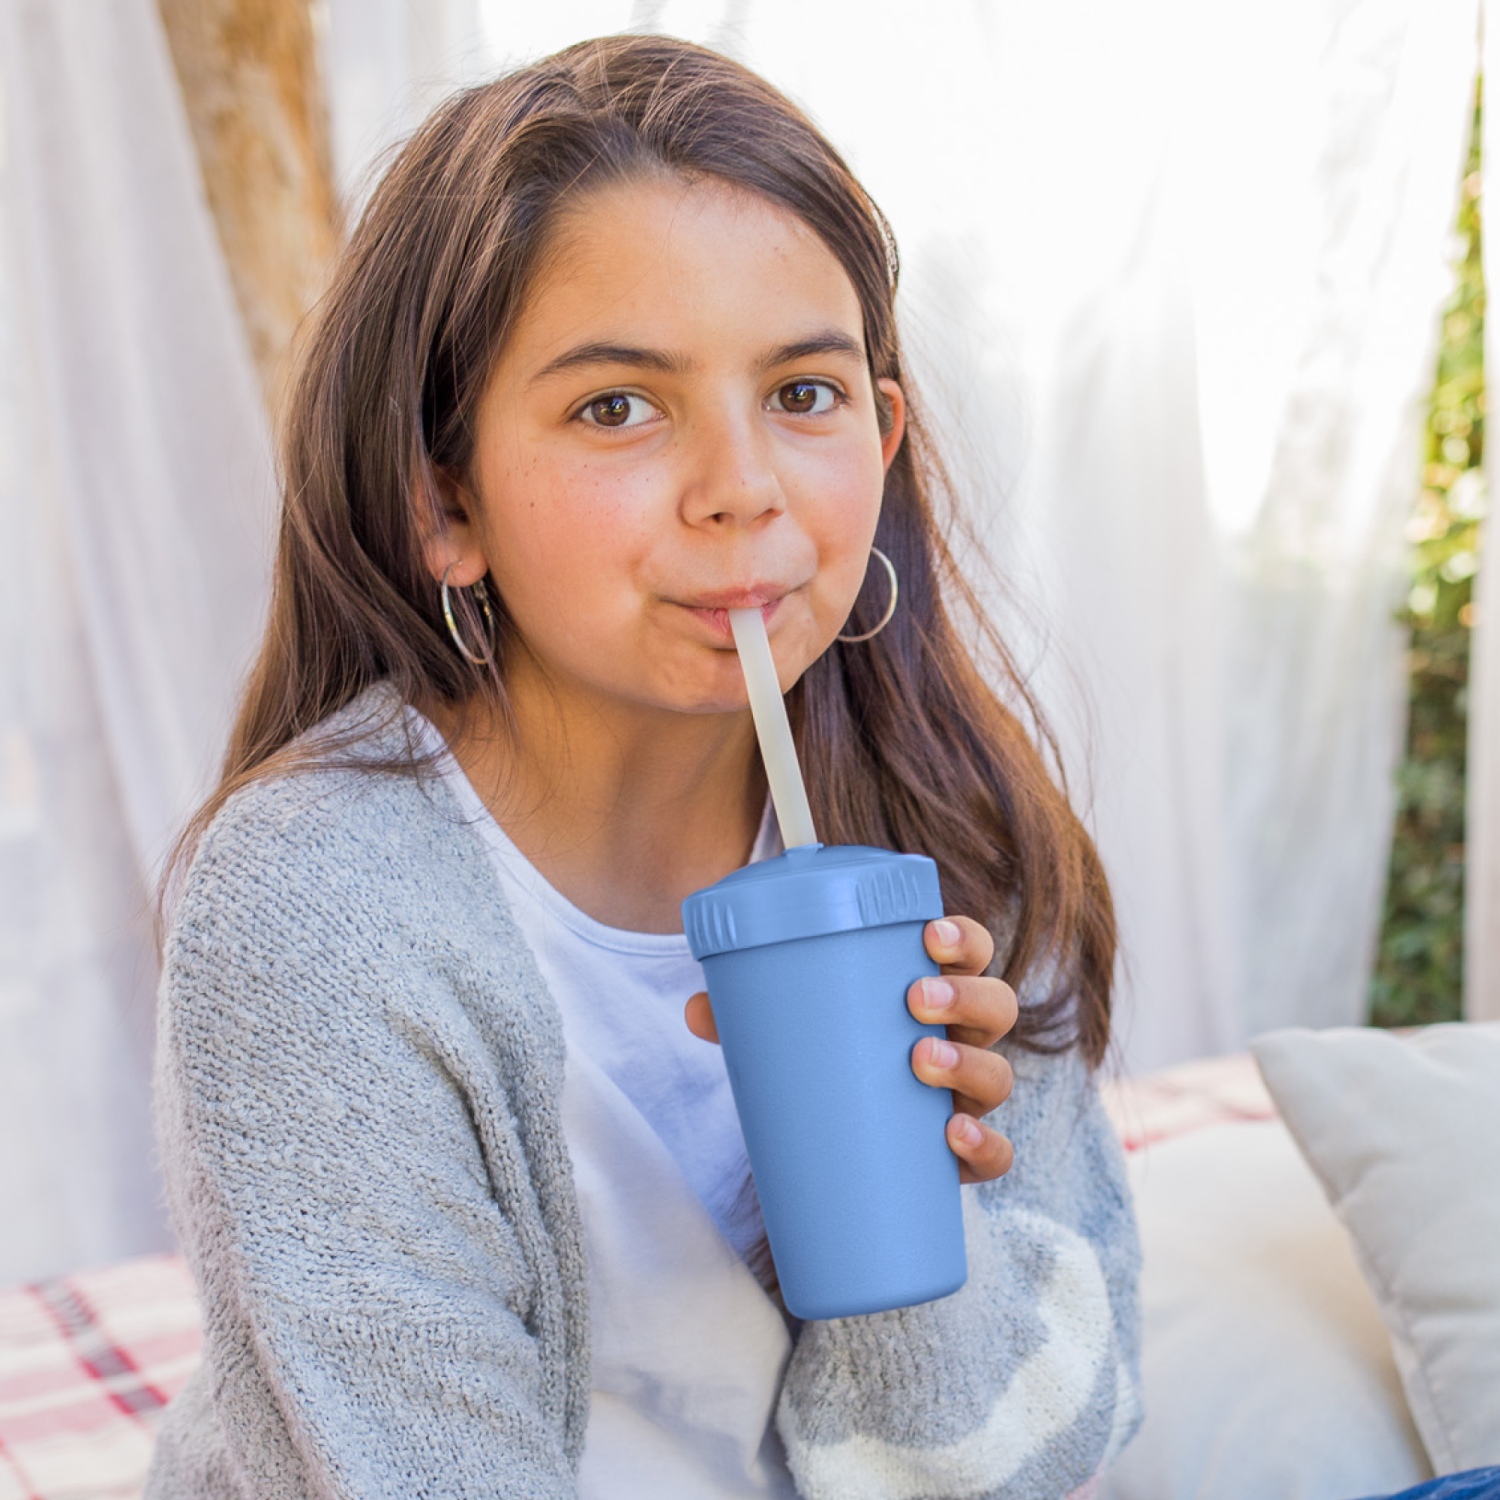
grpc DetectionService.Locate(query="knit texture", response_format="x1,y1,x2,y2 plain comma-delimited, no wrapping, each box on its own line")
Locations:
146,685,1142,1499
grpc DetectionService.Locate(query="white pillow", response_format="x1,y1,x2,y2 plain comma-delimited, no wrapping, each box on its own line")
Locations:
1101,1117,1430,1500
1251,1022,1500,1475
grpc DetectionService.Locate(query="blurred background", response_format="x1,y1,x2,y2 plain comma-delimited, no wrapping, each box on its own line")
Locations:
0,0,1494,1286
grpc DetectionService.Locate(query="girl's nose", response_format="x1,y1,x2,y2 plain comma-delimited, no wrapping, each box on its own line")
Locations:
678,407,785,529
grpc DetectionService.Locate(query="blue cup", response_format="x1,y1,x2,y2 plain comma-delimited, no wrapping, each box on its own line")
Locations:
682,842,967,1319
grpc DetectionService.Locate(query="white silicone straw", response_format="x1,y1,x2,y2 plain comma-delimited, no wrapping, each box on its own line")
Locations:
728,607,819,849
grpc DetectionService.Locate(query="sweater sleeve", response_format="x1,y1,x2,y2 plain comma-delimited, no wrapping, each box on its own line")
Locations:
145,777,588,1500
774,1039,1143,1500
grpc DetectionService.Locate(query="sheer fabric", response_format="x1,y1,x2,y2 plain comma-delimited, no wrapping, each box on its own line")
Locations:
0,0,274,1281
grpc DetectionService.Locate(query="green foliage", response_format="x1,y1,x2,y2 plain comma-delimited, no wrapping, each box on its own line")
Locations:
1369,74,1486,1028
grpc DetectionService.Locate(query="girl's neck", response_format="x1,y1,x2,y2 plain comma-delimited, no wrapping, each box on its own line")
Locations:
430,667,769,934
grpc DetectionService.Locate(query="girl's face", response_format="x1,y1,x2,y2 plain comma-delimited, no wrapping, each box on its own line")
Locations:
428,174,905,719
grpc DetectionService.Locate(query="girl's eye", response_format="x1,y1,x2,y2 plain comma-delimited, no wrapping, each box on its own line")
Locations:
578,392,656,428
771,380,841,416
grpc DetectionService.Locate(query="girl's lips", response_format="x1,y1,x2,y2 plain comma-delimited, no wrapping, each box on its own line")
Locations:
678,595,785,639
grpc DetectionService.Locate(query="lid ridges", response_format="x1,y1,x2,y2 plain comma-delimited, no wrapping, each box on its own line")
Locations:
682,844,943,960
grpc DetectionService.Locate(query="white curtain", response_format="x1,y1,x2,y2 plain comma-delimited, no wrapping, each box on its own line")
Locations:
0,0,274,1283
321,0,485,213
1469,1,1500,1023
1195,0,1478,1051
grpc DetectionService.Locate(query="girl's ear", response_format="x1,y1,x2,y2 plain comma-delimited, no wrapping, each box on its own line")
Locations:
419,466,490,587
876,378,907,472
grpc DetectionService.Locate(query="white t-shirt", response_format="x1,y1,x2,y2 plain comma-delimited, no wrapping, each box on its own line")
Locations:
414,713,801,1498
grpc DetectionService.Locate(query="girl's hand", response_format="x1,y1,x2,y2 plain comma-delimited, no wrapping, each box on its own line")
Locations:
683,914,1017,1188
909,916,1017,1185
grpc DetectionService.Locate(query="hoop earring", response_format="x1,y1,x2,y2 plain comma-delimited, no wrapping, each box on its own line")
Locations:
441,563,498,666
836,546,899,643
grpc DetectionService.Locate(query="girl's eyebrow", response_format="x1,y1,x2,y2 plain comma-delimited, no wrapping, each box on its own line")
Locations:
530,342,688,384
759,331,866,370
528,328,866,387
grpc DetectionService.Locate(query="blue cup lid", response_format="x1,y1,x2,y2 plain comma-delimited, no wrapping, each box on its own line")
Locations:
681,843,944,959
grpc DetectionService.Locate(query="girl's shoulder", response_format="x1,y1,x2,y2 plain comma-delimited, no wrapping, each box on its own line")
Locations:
191,684,440,865
169,682,485,968
160,682,551,1076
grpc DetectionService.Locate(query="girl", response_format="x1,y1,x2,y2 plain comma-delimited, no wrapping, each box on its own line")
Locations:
147,34,1140,1500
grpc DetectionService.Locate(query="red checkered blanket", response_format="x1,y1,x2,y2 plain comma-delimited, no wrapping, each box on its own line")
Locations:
0,1256,198,1499
0,1052,1275,1498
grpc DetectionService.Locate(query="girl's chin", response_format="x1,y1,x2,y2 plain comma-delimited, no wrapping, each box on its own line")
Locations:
646,656,809,719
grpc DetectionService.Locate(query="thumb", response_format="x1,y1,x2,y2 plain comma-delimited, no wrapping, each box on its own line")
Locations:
685,990,721,1045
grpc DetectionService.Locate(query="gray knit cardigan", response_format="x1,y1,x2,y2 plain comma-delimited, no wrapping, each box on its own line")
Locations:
146,687,1142,1499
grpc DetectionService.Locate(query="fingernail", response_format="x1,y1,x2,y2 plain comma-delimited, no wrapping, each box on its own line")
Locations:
928,1038,959,1069
923,977,955,1010
953,1116,982,1146
934,919,961,948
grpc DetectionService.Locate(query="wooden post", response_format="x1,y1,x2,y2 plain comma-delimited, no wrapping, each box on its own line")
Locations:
156,0,341,413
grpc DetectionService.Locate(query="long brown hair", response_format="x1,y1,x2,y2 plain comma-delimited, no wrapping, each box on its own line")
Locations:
172,33,1115,1068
